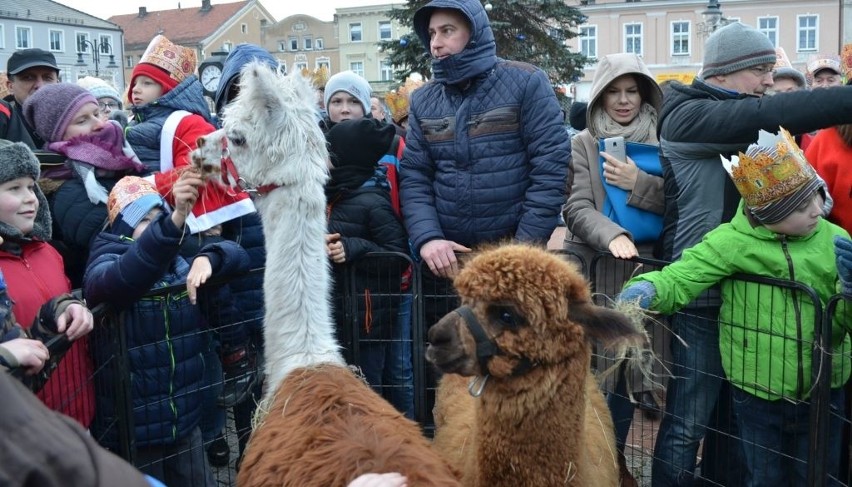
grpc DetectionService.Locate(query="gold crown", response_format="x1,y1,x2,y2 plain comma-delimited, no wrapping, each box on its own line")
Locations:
385,76,425,124
842,44,852,80
140,35,197,84
773,47,793,70
721,127,817,208
301,66,329,89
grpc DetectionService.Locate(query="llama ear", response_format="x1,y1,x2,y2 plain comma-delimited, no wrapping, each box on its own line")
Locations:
568,301,644,347
196,136,206,148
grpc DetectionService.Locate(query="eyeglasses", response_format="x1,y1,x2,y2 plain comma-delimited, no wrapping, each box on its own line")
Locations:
748,65,774,78
98,102,119,111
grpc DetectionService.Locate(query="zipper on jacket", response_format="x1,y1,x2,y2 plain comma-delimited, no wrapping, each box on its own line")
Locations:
779,236,805,399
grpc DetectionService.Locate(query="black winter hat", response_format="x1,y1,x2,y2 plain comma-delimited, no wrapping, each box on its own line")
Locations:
326,118,395,169
568,102,588,132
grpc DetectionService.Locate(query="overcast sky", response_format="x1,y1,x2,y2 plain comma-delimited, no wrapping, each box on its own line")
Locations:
59,0,395,22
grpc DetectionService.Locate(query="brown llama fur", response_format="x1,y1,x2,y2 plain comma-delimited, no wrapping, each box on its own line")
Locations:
238,364,461,487
428,244,646,486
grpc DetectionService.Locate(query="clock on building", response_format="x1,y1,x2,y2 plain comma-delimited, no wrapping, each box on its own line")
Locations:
198,51,229,98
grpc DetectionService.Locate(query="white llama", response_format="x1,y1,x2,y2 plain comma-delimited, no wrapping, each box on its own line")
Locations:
192,63,460,486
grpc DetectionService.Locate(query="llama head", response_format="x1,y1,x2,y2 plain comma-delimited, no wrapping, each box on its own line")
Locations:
192,61,329,192
426,244,646,379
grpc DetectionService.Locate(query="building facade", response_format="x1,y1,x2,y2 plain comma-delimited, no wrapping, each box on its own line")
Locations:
0,0,125,91
335,3,409,93
261,14,338,76
109,0,275,89
566,0,841,101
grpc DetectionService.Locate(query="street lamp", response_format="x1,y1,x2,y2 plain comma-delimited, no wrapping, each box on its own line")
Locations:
75,38,118,78
698,0,732,37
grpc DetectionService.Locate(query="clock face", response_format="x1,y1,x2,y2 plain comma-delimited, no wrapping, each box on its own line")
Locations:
201,64,222,92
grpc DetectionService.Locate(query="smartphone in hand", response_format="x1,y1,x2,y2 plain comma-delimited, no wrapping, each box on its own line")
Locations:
603,136,627,163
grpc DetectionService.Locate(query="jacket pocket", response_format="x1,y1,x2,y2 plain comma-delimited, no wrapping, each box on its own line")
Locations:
468,106,520,138
420,117,455,143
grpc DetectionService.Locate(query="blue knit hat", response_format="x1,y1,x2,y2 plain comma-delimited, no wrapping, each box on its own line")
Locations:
701,23,776,78
324,71,372,116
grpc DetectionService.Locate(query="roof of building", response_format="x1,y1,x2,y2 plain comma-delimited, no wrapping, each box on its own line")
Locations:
0,0,120,31
109,1,251,50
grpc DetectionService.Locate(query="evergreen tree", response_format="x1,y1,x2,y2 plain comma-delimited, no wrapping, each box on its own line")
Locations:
379,0,589,91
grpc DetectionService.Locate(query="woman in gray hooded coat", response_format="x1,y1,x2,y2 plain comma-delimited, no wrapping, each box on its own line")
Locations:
562,52,669,452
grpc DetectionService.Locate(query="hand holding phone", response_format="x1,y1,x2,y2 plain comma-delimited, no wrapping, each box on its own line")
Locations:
603,136,626,163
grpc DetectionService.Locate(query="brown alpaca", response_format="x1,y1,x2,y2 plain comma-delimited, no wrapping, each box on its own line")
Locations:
428,244,646,486
239,364,461,487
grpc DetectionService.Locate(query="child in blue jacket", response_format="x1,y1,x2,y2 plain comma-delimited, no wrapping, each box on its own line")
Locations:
83,171,248,487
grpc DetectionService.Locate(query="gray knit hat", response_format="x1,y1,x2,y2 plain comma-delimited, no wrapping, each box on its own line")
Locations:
772,67,807,89
324,71,372,117
0,141,51,240
701,23,776,78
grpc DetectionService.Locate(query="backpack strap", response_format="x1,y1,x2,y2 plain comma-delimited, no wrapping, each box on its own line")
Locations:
159,110,191,172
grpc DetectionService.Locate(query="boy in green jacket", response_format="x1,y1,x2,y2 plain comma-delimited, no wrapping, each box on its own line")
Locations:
619,127,852,487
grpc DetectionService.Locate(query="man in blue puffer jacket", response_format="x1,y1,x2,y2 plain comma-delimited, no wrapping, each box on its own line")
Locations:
400,0,570,281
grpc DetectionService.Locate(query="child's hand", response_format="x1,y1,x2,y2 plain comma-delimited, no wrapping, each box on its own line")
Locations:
56,303,94,341
187,256,213,305
171,168,204,228
1,338,49,374
325,233,346,264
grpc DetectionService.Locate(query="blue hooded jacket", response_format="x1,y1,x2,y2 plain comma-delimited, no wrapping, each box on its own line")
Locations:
214,44,279,117
400,0,570,253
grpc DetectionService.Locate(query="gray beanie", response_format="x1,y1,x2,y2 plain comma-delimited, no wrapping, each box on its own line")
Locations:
0,140,51,240
701,23,776,78
324,71,372,116
772,67,807,89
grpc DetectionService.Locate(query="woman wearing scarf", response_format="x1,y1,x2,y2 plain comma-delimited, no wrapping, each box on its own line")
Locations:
561,53,668,455
23,83,146,286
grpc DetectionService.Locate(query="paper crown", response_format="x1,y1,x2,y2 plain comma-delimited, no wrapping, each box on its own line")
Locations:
139,35,197,85
773,47,793,69
385,75,425,124
842,44,852,80
720,127,817,209
806,53,841,76
301,66,329,89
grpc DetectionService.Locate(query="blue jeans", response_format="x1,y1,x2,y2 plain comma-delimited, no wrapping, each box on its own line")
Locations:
732,387,844,486
652,307,744,486
358,294,415,419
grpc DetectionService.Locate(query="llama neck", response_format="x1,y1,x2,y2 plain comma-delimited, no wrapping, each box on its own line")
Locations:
475,347,591,485
258,185,344,400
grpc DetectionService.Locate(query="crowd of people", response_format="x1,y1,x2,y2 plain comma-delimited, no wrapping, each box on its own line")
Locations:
0,0,851,485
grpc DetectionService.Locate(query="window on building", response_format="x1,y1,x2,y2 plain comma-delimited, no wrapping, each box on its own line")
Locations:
76,32,90,53
295,62,308,72
16,27,32,49
0,26,5,49
125,55,134,68
797,15,817,52
671,21,689,56
241,23,248,34
758,17,778,47
624,23,642,56
350,23,362,42
317,58,330,71
280,60,287,74
579,26,597,59
379,21,392,40
49,30,63,52
99,34,112,54
223,42,232,52
350,61,364,77
304,37,313,50
289,37,298,51
380,58,393,81
316,38,324,50
278,41,286,52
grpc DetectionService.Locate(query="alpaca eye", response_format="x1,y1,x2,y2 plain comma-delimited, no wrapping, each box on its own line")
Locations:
490,305,522,329
230,135,246,147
